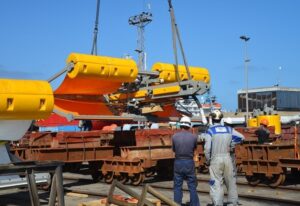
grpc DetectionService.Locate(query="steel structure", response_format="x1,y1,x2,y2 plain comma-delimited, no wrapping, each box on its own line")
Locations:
3,1,211,192
237,125,300,187
0,161,64,206
129,11,152,71
11,128,203,185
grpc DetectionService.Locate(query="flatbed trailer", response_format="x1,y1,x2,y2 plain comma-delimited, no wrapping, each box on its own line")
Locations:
10,128,202,185
237,125,300,187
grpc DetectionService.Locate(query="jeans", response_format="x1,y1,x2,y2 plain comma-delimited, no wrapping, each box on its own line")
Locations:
173,159,200,206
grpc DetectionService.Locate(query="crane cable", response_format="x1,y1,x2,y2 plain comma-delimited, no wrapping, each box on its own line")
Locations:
169,1,180,83
168,0,205,121
90,0,117,113
167,0,192,81
91,0,101,55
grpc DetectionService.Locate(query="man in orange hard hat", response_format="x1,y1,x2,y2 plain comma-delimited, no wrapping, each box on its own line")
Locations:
255,119,270,144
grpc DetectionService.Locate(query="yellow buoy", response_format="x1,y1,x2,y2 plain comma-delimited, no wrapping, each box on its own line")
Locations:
247,117,258,127
66,53,138,82
152,62,210,84
0,79,54,120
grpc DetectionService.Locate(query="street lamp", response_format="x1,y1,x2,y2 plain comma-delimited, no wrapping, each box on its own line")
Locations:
240,35,250,123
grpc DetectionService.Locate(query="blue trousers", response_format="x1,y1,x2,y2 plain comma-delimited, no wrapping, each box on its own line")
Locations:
173,159,200,206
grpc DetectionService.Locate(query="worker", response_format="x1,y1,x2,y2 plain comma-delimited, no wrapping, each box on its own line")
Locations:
144,121,152,129
255,119,270,144
172,116,200,206
203,110,244,206
79,120,93,131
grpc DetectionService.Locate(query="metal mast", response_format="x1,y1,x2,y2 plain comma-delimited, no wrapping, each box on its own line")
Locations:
91,0,101,55
129,12,152,71
168,0,192,81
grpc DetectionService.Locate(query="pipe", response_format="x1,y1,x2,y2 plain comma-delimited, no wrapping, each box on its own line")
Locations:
280,114,300,124
55,165,65,206
48,173,57,206
108,180,154,206
223,117,246,125
147,185,178,206
47,62,74,83
26,169,40,206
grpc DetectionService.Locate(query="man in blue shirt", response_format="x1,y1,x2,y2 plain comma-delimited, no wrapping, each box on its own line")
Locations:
172,116,200,206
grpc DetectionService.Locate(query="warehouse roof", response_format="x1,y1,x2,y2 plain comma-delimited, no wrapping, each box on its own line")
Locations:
237,86,300,94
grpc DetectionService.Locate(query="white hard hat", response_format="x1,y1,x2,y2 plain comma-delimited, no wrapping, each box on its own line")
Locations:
179,116,192,128
210,110,223,120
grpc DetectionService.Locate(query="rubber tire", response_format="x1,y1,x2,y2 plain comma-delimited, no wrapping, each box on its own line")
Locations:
117,173,129,184
130,173,145,186
246,174,261,186
268,174,285,188
104,172,114,184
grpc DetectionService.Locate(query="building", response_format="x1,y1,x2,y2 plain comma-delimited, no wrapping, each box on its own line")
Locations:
237,86,300,112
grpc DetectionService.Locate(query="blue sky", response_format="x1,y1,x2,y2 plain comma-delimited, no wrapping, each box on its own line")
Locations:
1,0,299,111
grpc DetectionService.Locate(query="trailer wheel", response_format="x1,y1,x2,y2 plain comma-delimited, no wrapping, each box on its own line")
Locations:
268,174,285,188
104,172,114,184
280,168,287,185
117,173,129,184
130,173,145,186
246,174,261,186
145,169,155,177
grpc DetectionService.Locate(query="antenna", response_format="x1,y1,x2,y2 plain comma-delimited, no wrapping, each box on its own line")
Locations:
129,11,152,71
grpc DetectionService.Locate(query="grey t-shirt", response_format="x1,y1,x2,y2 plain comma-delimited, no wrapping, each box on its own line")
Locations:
172,130,197,159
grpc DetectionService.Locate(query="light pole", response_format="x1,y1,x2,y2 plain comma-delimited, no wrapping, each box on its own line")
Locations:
129,12,152,71
240,35,250,123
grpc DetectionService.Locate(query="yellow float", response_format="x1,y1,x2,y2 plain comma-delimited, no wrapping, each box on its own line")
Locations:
55,53,139,95
0,79,53,120
152,62,210,84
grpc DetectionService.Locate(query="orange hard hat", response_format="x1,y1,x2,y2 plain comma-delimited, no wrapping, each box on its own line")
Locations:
260,119,269,126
